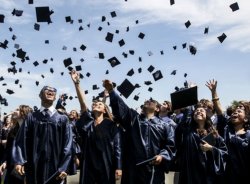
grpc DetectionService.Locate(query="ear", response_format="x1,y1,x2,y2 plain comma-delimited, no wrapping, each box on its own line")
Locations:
244,118,248,123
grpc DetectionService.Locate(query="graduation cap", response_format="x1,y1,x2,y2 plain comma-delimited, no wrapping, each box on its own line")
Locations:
69,96,73,100
204,27,209,34
84,90,88,94
139,57,142,62
14,44,19,49
99,53,105,59
0,14,5,23
217,33,227,43
170,0,175,5
135,20,139,24
50,68,54,73
16,49,26,60
0,76,4,81
62,46,67,50
160,50,164,55
189,45,197,55
86,72,91,77
117,79,135,98
80,44,86,51
173,46,177,50
182,43,187,49
122,52,128,58
110,11,117,18
0,40,8,49
78,19,82,23
126,26,129,32
28,0,33,4
45,40,49,44
148,87,153,92
138,32,145,39
119,39,125,47
144,81,152,85
134,95,139,101
15,79,19,84
101,16,106,22
12,35,17,40
152,70,163,81
129,50,135,55
108,57,120,67
92,85,99,90
35,6,54,24
43,59,48,64
35,81,39,86
105,32,114,42
6,89,14,95
12,9,23,16
73,47,77,52
170,86,198,110
98,26,103,31
230,2,239,12
33,61,39,67
79,26,83,31
105,70,109,74
63,58,73,67
184,73,188,78
127,69,134,76
138,68,142,73
65,16,71,22
75,65,82,71
185,20,191,28
147,51,153,56
115,30,119,34
147,65,155,73
171,70,177,75
10,61,16,66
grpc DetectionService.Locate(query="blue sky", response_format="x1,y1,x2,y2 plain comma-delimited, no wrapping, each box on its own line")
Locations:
0,0,249,115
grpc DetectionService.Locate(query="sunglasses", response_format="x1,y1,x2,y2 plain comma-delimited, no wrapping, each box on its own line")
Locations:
42,86,57,93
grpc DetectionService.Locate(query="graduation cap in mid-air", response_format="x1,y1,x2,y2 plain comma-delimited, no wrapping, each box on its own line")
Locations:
217,33,227,43
117,79,136,98
35,6,54,24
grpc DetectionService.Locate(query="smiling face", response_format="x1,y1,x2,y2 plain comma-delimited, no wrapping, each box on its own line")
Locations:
92,101,106,114
69,110,78,120
194,107,207,123
39,86,57,105
143,99,159,114
230,108,248,125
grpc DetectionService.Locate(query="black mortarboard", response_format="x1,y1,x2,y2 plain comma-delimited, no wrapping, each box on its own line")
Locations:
135,84,141,88
138,68,142,73
138,57,142,62
80,44,86,51
41,74,45,78
84,90,88,94
98,26,102,31
0,14,5,23
135,20,139,24
171,86,198,110
12,35,17,40
62,46,67,50
184,80,188,88
144,81,152,85
185,20,191,28
217,33,227,43
93,85,99,90
6,89,14,95
12,9,23,16
126,26,129,32
129,50,134,55
134,95,139,101
16,49,26,60
204,27,209,34
110,11,117,18
119,39,125,47
0,76,4,81
147,65,155,73
127,69,134,76
79,73,84,79
101,16,106,22
79,26,83,31
35,6,53,24
105,70,109,74
73,47,77,52
80,58,84,62
45,40,49,44
14,44,19,49
148,87,153,92
69,96,73,100
9,27,13,31
99,53,105,59
182,43,187,49
122,52,128,58
61,72,64,76
28,0,33,4
19,68,22,73
171,70,177,75
152,70,163,81
75,65,82,71
160,50,164,55
115,30,119,34
65,16,71,22
108,57,120,67
0,40,8,49
33,61,39,66
184,73,188,77
50,68,54,73
10,61,16,66
86,72,91,77
43,59,48,64
173,46,177,50
147,51,153,56
67,66,73,71
15,79,19,84
170,0,175,5
105,32,114,42
78,19,82,23
63,58,73,67
138,32,145,39
189,45,197,55
117,79,135,98
230,2,239,12
35,81,39,86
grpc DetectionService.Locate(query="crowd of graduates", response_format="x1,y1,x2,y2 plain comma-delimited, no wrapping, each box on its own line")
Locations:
0,71,249,184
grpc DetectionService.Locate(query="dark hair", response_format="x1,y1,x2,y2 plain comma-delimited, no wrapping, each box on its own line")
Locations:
19,105,33,119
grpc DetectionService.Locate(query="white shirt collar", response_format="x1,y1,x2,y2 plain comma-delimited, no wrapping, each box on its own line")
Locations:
40,106,56,116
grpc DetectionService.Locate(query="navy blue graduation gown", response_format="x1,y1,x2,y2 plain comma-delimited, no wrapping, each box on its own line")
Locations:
12,111,73,184
109,91,176,184
76,111,122,184
175,113,228,184
224,126,250,184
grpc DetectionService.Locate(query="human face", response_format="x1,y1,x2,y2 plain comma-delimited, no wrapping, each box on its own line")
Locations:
92,101,106,113
160,101,170,113
230,108,247,125
40,86,57,102
12,108,20,119
143,99,159,114
194,107,207,123
69,110,78,120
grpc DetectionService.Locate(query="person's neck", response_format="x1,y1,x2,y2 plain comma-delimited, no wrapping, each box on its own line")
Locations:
234,123,244,133
145,112,155,120
41,102,53,109
197,121,205,129
93,112,104,125
159,111,168,118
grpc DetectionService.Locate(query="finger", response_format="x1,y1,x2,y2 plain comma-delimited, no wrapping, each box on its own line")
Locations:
21,166,25,175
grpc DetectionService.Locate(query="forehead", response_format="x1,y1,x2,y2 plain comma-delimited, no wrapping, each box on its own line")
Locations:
42,86,57,92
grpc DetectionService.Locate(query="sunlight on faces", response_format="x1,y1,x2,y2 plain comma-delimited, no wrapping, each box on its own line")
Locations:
194,107,207,123
92,101,106,114
231,108,247,125
11,107,20,119
39,86,57,102
69,110,78,119
143,99,159,114
160,101,171,113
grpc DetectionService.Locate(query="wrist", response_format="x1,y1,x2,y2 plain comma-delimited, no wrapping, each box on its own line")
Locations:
74,79,80,84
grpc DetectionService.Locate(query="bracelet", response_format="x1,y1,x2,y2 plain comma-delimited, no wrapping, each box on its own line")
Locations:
212,97,219,101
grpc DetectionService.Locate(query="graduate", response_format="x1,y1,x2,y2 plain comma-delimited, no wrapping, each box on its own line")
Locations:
175,104,228,184
103,79,175,184
12,86,73,184
223,104,250,184
70,70,122,184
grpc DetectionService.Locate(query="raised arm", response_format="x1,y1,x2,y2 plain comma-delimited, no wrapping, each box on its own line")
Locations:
205,79,223,115
70,70,87,112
